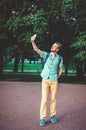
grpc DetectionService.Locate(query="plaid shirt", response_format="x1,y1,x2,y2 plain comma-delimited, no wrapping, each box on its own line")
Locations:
40,51,63,81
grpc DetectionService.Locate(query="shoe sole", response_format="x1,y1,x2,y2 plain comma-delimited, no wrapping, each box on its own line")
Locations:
51,119,57,123
40,124,46,127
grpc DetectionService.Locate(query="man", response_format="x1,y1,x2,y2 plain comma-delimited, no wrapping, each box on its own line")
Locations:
31,34,63,126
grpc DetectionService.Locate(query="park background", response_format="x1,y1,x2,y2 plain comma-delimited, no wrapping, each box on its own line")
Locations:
0,0,86,83
0,1,86,130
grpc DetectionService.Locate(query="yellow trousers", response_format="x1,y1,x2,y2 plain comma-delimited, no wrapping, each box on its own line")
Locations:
40,79,58,119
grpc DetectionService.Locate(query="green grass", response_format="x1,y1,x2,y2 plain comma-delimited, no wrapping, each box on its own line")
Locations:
4,62,75,74
4,63,43,72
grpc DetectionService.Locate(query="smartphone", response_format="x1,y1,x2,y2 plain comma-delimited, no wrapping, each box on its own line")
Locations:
34,34,37,38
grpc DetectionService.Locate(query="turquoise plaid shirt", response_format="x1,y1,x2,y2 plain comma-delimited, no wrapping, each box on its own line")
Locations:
40,51,63,81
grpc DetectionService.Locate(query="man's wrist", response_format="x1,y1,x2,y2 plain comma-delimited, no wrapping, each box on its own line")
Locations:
58,74,61,78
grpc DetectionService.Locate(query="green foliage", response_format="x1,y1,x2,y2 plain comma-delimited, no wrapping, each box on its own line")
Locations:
30,9,48,34
0,0,86,75
6,9,48,43
61,0,74,20
75,51,86,61
5,7,48,63
71,31,86,61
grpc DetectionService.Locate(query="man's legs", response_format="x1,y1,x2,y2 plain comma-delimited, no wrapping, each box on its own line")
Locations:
50,81,58,117
40,80,58,125
40,79,49,119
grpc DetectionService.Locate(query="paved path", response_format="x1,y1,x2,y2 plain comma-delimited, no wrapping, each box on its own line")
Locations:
0,82,86,130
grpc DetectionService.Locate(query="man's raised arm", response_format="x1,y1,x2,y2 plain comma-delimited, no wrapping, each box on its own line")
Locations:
31,34,42,55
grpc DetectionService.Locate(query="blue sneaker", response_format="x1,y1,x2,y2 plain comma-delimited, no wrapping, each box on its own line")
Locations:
40,119,46,126
51,116,57,123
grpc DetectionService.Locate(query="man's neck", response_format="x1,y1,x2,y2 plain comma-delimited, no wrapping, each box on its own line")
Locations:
52,51,57,55
51,52,57,59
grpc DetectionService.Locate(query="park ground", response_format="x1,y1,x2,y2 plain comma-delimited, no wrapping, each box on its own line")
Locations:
0,78,86,130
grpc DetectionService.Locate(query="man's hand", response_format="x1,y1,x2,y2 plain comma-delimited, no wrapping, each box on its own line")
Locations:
58,66,63,78
30,34,42,55
31,34,37,42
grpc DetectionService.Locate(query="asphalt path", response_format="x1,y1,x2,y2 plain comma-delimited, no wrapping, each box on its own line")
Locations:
0,82,86,130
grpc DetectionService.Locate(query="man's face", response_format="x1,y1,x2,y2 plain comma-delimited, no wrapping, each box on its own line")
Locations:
51,43,59,52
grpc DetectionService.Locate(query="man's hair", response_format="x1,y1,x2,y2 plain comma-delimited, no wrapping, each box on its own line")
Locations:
54,42,62,49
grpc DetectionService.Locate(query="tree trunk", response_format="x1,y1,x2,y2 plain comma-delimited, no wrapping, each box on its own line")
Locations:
65,64,68,76
14,53,19,72
76,63,84,79
83,63,86,75
21,58,24,72
0,56,3,79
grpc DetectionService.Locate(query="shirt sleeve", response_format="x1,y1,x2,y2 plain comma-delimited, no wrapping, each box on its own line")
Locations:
59,56,63,67
40,51,49,61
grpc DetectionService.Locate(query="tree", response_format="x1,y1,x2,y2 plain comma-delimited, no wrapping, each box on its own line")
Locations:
71,0,86,77
71,32,86,77
0,14,9,78
5,7,48,72
0,0,85,77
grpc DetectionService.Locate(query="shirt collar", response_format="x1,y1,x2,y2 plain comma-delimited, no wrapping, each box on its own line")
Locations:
50,52,57,56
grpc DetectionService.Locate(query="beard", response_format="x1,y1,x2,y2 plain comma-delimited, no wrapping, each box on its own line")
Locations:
51,49,57,52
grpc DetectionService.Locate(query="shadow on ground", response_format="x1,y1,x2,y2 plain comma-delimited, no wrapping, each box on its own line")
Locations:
0,73,86,84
